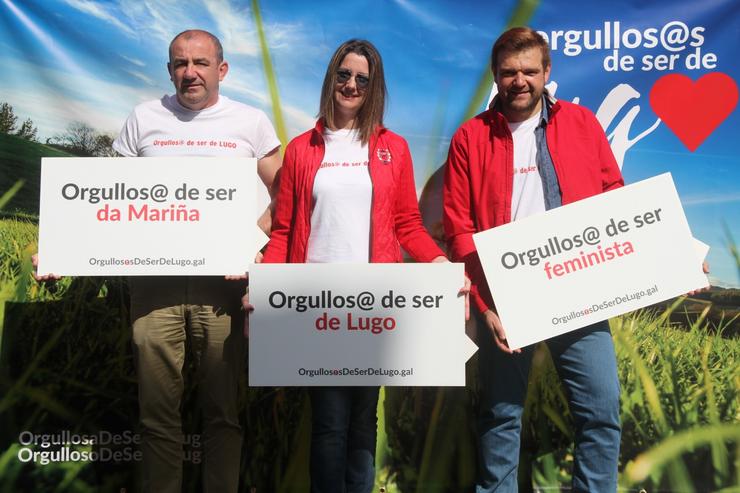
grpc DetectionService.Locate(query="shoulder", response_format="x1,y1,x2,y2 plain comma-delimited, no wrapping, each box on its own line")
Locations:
218,96,270,120
377,127,408,148
124,95,190,125
451,109,493,143
287,127,317,150
283,127,319,164
127,96,170,118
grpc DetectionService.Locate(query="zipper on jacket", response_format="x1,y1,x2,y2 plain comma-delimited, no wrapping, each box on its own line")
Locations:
367,127,388,263
302,130,326,262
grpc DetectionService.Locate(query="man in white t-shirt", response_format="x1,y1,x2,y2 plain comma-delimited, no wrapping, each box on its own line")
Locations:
112,29,281,493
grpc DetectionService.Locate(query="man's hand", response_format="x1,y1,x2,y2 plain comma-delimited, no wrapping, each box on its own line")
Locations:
482,309,520,354
687,261,710,296
31,254,61,282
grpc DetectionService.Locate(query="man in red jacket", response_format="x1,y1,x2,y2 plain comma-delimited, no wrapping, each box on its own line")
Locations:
443,27,622,492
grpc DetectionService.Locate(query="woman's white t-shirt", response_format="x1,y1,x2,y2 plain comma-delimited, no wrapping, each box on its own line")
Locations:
306,128,372,263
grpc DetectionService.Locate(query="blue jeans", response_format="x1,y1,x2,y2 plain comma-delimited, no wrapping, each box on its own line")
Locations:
477,320,621,493
309,386,379,493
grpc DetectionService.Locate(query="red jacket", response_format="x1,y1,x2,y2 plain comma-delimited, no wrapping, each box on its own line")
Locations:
264,120,444,263
443,99,623,313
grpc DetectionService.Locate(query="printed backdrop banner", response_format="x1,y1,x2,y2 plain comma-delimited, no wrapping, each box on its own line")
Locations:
1,0,737,286
1,1,738,492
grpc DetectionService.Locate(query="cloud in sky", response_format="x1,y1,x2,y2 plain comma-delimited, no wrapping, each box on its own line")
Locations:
6,56,161,138
116,0,192,46
682,193,740,207
433,48,479,70
121,54,146,67
203,0,259,57
202,0,316,59
264,20,308,51
221,67,315,137
220,71,269,104
63,0,137,37
3,0,86,75
7,85,136,138
391,0,458,32
125,69,157,86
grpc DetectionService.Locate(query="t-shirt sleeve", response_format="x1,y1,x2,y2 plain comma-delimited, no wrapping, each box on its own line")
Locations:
253,110,281,159
112,109,140,157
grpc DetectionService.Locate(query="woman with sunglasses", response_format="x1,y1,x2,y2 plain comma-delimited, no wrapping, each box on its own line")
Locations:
262,39,459,492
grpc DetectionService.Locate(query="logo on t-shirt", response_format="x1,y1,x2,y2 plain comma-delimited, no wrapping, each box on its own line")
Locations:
514,165,537,175
376,148,392,164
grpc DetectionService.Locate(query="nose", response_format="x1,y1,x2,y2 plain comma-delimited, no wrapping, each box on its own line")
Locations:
183,62,197,79
512,72,526,86
345,75,358,91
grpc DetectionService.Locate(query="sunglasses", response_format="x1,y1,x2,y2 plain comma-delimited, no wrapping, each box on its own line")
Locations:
336,69,370,89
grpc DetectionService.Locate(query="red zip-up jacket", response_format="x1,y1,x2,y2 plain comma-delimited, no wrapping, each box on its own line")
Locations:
263,120,444,263
443,99,623,314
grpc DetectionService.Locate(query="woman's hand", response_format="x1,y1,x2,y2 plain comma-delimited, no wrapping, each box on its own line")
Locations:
431,255,471,320
483,309,520,354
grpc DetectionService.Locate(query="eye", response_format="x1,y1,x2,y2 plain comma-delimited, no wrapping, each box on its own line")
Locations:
336,69,352,83
355,74,370,89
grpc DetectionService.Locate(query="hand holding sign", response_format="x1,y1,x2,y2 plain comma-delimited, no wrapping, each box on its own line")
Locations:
482,309,520,355
473,173,708,350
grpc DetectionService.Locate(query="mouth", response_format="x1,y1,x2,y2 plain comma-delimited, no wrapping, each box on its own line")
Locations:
337,92,362,104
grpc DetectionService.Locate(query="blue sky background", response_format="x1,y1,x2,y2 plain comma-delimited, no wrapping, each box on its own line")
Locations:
1,0,738,286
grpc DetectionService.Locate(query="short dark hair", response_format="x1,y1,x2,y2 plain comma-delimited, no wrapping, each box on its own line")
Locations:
491,27,550,76
169,29,224,63
318,39,387,145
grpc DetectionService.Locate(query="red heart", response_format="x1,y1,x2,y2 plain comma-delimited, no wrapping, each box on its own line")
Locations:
649,72,738,152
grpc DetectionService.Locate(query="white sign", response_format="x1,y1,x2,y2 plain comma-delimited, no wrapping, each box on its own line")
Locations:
37,157,267,276
473,173,709,350
248,263,477,386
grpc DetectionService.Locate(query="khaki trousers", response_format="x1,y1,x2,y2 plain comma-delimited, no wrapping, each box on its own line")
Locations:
129,276,246,493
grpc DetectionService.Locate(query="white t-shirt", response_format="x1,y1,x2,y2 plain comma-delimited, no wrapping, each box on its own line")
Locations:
112,94,280,218
509,114,545,221
306,128,372,263
112,94,280,159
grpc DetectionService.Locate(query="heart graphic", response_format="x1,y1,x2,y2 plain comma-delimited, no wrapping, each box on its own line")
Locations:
649,72,738,152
